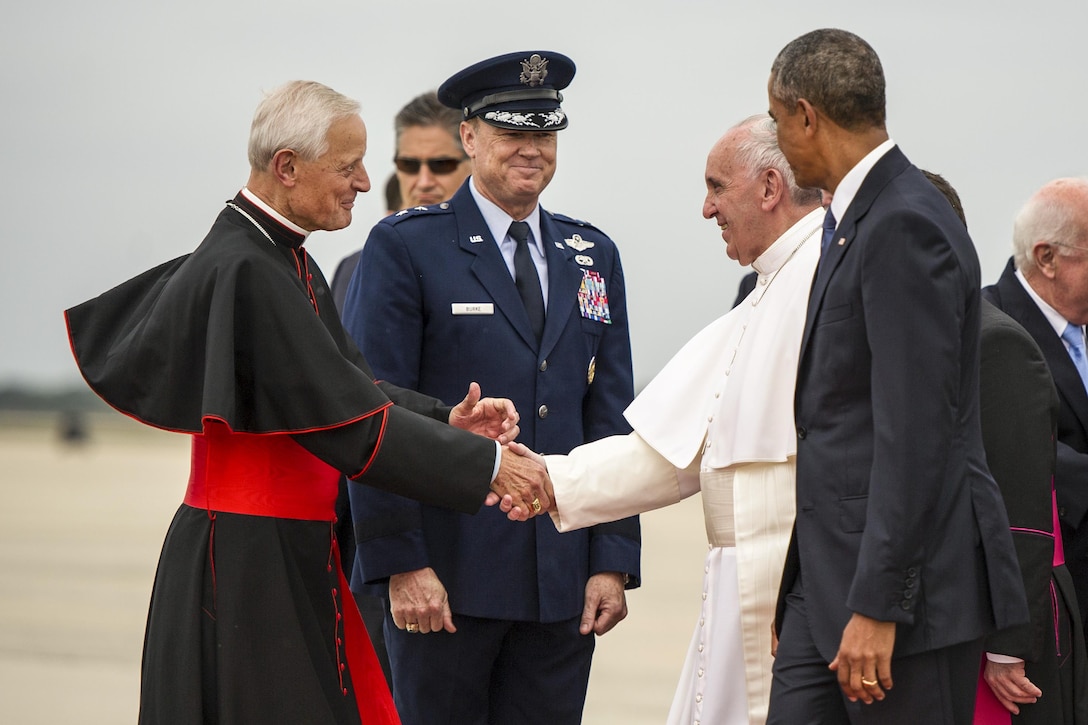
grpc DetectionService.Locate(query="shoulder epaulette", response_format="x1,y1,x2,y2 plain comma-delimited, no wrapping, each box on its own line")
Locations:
547,210,602,232
385,203,454,225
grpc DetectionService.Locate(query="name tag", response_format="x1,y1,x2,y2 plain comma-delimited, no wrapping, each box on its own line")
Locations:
452,303,494,315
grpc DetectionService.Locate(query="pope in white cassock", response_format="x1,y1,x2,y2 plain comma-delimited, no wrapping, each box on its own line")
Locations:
509,115,824,724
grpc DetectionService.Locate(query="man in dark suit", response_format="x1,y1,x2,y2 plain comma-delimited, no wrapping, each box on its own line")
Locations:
764,29,1028,724
983,178,1088,646
978,299,1088,724
341,51,640,725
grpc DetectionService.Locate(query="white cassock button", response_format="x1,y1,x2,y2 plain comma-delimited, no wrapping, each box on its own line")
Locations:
698,668,704,678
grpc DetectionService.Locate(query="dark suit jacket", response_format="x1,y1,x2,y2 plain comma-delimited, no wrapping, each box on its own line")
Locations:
342,180,640,623
779,146,1028,662
733,270,757,309
329,248,361,315
984,259,1088,627
978,300,1088,724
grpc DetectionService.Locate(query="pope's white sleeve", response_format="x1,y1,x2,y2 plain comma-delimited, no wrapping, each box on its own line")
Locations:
546,431,701,532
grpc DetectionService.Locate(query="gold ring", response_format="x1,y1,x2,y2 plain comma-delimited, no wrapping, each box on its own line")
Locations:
861,678,878,687
531,497,542,513
405,623,418,633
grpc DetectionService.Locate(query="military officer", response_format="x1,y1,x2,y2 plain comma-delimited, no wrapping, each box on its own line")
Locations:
340,51,641,725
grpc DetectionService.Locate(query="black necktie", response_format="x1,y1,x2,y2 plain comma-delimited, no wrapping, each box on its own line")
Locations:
509,221,545,342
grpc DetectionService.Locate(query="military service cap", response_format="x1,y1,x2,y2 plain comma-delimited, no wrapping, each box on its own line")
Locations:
437,51,575,131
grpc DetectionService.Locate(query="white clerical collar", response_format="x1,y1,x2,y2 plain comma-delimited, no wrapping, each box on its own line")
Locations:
751,207,825,276
469,176,543,252
1015,268,1076,338
828,138,896,225
240,187,311,238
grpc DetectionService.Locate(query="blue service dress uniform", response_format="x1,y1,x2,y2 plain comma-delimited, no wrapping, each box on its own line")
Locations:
341,179,641,724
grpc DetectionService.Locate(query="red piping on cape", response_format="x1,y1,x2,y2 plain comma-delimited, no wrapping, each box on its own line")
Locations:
64,307,394,435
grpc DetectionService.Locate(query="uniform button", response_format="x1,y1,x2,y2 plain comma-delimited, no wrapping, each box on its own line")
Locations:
797,426,807,439
539,360,548,372
905,578,915,587
699,618,705,627
698,644,704,653
702,592,707,600
903,590,913,600
906,567,918,578
538,405,549,419
1059,506,1067,518
714,391,720,398
695,694,703,704
707,414,713,422
900,601,912,611
698,668,704,678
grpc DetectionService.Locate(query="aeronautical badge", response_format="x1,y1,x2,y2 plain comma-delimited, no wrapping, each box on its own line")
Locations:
587,356,596,385
575,254,593,266
520,54,548,86
564,234,595,252
578,269,612,324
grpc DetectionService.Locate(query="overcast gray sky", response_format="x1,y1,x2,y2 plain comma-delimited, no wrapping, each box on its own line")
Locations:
5,0,1086,390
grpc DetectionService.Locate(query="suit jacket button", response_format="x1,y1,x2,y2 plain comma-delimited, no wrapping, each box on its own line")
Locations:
903,590,913,600
906,567,918,578
538,405,549,419
539,360,548,372
796,426,807,439
900,601,912,611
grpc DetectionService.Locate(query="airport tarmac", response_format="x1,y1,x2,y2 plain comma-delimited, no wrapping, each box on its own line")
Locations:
0,413,707,724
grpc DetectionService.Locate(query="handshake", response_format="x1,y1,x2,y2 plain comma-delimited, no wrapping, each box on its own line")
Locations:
446,382,554,521
488,442,554,521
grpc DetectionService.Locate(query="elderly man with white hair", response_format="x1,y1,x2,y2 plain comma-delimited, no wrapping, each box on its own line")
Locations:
511,113,823,725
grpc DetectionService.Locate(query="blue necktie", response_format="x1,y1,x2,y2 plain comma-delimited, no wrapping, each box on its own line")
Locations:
1061,323,1088,393
820,207,837,257
509,221,545,342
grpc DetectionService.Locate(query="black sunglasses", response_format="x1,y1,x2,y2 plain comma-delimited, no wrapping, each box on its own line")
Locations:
394,156,467,175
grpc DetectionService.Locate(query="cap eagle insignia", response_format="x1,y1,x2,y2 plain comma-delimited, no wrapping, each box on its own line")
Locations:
520,54,549,86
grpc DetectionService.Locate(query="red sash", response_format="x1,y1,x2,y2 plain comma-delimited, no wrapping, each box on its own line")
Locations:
185,423,400,724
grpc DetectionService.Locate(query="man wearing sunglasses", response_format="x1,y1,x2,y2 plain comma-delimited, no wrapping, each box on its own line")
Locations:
390,91,472,209
341,51,639,725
